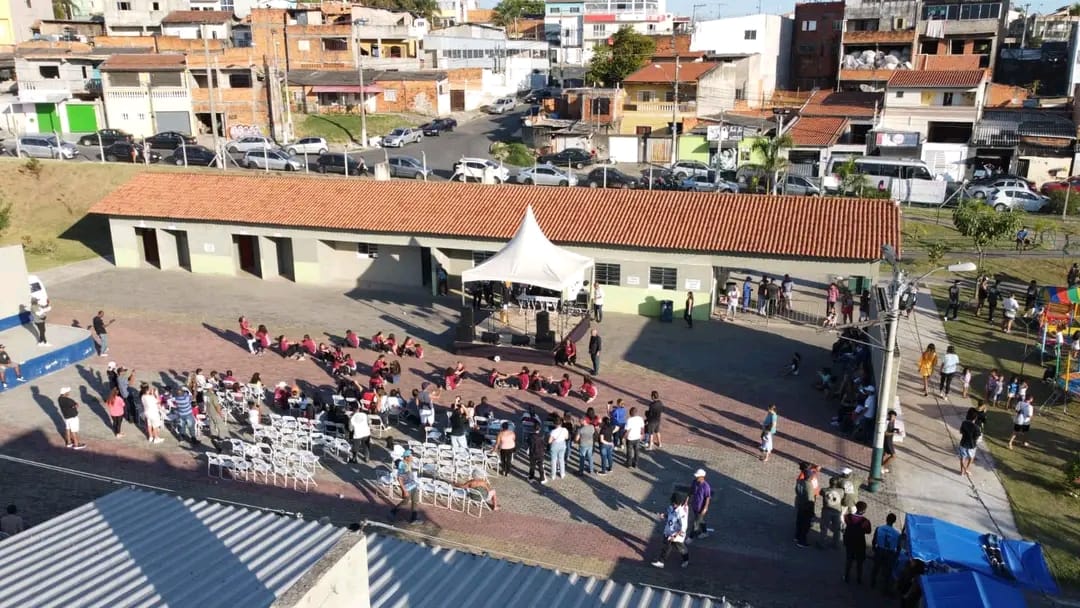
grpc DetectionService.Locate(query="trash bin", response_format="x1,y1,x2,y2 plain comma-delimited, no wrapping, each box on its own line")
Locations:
659,300,674,322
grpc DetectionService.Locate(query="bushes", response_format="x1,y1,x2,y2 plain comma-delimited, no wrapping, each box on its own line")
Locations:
489,142,535,167
1046,190,1080,216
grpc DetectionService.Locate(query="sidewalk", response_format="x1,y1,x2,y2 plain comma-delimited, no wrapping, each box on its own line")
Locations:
890,290,1019,537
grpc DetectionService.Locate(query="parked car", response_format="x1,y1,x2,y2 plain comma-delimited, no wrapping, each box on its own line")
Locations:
987,188,1049,212
17,135,79,159
1040,176,1080,196
965,177,1035,199
144,131,196,150
420,118,457,136
488,97,516,114
315,153,365,175
382,127,423,148
780,174,822,196
286,137,329,156
537,147,594,169
243,149,303,171
679,175,721,192
670,160,712,179
523,89,555,103
387,155,431,180
225,136,273,153
103,141,159,163
165,145,217,167
585,167,639,189
516,164,578,187
451,157,510,183
78,129,132,147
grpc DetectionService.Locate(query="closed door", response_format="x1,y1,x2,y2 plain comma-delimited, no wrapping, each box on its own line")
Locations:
36,103,60,132
450,90,465,112
156,111,191,135
65,104,98,133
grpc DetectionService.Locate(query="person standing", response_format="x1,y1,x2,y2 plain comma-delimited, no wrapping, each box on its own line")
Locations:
588,329,601,376
593,284,605,322
741,276,753,312
938,345,960,398
687,469,712,540
203,388,226,445
826,282,840,316
1001,292,1019,333
766,279,780,316
58,387,85,449
819,476,844,548
609,399,627,447
1024,279,1038,312
173,386,197,445
624,407,645,468
650,493,690,569
918,344,938,397
780,274,794,314
141,385,164,444
944,281,960,321
390,450,421,523
349,406,371,463
725,282,739,320
859,289,871,322
644,391,664,450
597,417,614,474
683,291,694,328
882,410,900,473
449,402,468,450
92,310,113,357
986,281,1000,323
105,387,125,438
757,278,770,315
959,408,982,476
31,297,51,347
1008,394,1034,450
0,505,25,536
843,501,872,584
545,415,569,483
760,404,778,462
794,462,816,547
870,513,902,591
1069,263,1080,287
493,422,516,476
0,344,25,389
527,425,547,483
575,415,595,475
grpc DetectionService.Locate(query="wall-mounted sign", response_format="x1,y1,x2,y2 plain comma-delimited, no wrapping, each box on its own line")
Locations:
203,243,215,253
707,125,745,142
685,279,702,291
874,131,920,148
626,276,641,285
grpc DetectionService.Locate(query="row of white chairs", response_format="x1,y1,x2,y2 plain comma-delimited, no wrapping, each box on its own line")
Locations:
374,466,490,518
206,451,318,492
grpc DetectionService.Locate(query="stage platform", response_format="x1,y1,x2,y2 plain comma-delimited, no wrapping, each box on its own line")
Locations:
0,319,95,392
453,307,591,365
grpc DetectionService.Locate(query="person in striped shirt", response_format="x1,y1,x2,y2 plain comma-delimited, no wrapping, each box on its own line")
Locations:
172,386,197,444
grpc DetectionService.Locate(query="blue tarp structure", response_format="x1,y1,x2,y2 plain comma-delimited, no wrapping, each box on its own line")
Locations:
904,514,1059,596
922,571,1027,608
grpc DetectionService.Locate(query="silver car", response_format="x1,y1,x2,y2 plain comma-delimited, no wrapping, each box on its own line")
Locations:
988,189,1049,212
17,135,79,159
966,177,1034,199
670,160,711,179
286,137,328,156
489,97,516,114
226,136,273,154
387,155,431,180
243,149,304,171
516,164,578,187
781,175,822,196
381,127,422,147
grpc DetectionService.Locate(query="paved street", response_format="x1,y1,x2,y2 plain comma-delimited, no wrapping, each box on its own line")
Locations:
0,263,904,607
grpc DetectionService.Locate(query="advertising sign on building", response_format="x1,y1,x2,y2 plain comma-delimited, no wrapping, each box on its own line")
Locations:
874,132,920,148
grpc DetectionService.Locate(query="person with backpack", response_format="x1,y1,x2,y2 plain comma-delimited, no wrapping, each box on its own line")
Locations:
819,476,845,548
843,501,872,584
870,513,902,591
839,468,858,517
650,492,690,569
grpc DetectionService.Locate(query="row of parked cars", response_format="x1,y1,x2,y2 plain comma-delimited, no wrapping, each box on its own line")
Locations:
962,175,1051,212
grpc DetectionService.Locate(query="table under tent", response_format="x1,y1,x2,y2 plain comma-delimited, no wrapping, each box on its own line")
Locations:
1035,286,1080,413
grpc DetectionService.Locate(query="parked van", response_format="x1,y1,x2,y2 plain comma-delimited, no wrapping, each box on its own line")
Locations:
823,157,933,194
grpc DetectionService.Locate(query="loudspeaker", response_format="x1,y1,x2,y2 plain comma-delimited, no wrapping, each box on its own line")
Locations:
460,306,475,327
511,334,531,346
536,310,550,336
481,331,501,344
456,306,476,342
535,330,556,349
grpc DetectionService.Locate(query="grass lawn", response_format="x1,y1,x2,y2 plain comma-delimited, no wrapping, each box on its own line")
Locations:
294,113,423,143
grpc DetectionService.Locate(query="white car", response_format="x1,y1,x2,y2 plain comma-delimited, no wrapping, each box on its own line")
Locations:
243,149,304,172
516,164,578,187
489,97,516,114
988,189,1049,213
670,160,711,179
452,157,511,184
226,136,273,154
381,128,422,147
286,137,328,156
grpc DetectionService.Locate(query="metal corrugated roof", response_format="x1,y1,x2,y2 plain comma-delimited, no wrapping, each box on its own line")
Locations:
0,488,344,608
365,533,727,608
972,110,1076,146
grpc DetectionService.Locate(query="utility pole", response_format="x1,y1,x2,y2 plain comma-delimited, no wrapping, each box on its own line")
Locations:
670,30,679,166
202,26,222,171
279,38,292,145
1020,3,1030,49
353,18,370,148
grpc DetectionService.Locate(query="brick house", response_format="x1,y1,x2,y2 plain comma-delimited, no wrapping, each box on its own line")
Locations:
287,69,450,117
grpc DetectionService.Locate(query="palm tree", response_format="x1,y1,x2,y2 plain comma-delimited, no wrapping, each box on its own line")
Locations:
746,134,792,194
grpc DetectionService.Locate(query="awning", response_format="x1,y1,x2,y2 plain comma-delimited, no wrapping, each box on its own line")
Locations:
311,85,383,94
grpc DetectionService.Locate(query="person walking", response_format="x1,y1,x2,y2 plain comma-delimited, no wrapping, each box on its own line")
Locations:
349,406,371,463
173,386,198,445
760,404,778,462
92,310,114,357
575,415,595,475
588,329,601,376
593,284,605,322
687,469,712,540
597,417,614,474
31,297,51,347
58,387,86,449
1001,292,1019,333
882,410,900,473
203,387,226,446
644,391,664,450
390,450,421,523
843,501,872,584
870,513,902,591
819,476,844,549
105,387,125,438
944,281,961,321
493,421,516,476
545,415,569,483
684,291,694,328
624,407,645,468
938,345,960,398
527,425,547,483
794,462,816,547
1008,394,1034,450
959,407,982,476
650,492,690,569
918,344,938,397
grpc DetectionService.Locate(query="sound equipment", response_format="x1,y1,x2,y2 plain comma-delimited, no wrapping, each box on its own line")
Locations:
511,334,531,346
481,331,501,344
535,330,556,348
536,310,550,337
460,306,475,327
456,306,476,342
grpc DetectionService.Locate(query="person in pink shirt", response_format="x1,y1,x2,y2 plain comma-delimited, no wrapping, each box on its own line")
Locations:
254,324,271,354
301,334,317,355
345,329,360,348
581,376,598,403
557,373,572,397
106,387,126,438
517,367,531,390
826,282,840,316
239,316,256,354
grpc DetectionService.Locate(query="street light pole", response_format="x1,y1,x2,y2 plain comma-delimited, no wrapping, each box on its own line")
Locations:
353,18,370,149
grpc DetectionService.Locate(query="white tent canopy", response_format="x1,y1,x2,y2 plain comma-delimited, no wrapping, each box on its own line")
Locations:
461,205,594,293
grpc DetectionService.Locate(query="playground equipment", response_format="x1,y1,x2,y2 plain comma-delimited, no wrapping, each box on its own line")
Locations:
1037,286,1080,413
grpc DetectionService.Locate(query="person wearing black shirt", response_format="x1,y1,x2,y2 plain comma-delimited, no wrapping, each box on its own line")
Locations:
645,391,664,450
588,329,602,376
859,290,871,322
944,281,961,321
1024,280,1038,311
958,408,982,476
449,405,468,450
92,310,113,357
57,387,85,449
0,345,24,388
986,282,1000,323
527,427,547,483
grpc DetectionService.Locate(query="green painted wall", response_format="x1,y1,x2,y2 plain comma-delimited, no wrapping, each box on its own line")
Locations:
65,104,98,133
677,135,710,163
35,103,59,132
602,285,711,320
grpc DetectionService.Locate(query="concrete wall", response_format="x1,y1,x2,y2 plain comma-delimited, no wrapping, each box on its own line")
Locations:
0,245,31,320
272,535,370,608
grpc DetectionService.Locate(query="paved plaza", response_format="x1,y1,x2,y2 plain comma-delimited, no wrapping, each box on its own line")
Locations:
0,264,937,607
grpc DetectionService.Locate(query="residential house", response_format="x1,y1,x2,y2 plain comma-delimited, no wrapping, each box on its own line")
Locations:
287,69,450,117
581,0,674,64
971,108,1076,184
104,0,191,36
790,1,844,90
100,52,192,137
690,14,793,107
11,42,115,134
879,69,986,179
187,47,267,138
800,89,881,151
351,6,428,68
434,0,480,27
1031,8,1080,43
787,116,848,177
424,24,548,109
838,0,917,90
558,86,623,126
0,0,55,44
160,10,235,40
30,19,106,40
915,0,1005,72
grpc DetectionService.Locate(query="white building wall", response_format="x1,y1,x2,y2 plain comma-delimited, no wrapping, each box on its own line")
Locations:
103,73,193,137
690,14,793,105
162,23,231,40
880,86,982,138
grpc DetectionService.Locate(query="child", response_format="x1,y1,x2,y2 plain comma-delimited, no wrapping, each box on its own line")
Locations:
1017,379,1028,406
759,429,773,462
784,352,802,376
1006,376,1019,408
823,311,837,328
961,367,972,399
986,369,1003,408
248,401,261,432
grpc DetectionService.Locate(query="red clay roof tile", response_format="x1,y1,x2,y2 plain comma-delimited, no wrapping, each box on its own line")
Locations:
801,90,881,118
887,69,985,88
91,173,901,261
790,116,848,147
622,61,719,84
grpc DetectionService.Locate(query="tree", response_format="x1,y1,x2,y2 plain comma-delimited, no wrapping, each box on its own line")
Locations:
585,27,655,87
745,134,792,194
952,200,1024,268
492,0,543,28
0,201,10,238
362,0,438,22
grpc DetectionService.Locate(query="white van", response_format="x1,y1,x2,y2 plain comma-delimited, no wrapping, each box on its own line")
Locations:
823,157,933,194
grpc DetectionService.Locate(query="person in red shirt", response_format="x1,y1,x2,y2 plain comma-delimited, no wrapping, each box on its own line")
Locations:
384,333,397,354
517,367,531,390
580,376,598,403
444,367,459,390
554,338,577,366
452,361,466,382
369,373,385,390
557,373,572,397
255,324,271,354
414,343,424,359
239,316,256,354
343,354,357,374
301,334,317,356
372,355,388,377
399,337,416,357
345,329,360,348
372,331,385,350
489,369,510,388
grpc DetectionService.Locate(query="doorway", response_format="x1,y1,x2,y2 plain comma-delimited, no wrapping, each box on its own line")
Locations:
420,247,432,286
166,229,190,271
273,237,294,280
135,227,160,268
233,235,260,277
450,90,465,112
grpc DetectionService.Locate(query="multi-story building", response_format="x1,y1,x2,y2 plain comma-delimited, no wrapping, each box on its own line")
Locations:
434,0,480,27
12,43,111,134
837,0,918,90
690,14,792,107
100,53,193,137
0,0,56,45
424,24,548,108
160,10,235,40
187,47,268,138
544,0,584,65
914,0,1007,72
790,1,844,90
351,6,428,67
104,0,191,36
581,0,673,63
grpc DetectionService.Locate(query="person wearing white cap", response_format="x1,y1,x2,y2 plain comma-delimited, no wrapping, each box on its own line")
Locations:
31,296,51,347
687,469,712,541
57,387,86,450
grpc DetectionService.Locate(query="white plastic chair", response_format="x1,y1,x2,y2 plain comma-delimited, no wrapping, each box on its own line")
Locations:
207,453,223,478
376,465,401,499
271,452,290,487
293,468,317,492
251,459,271,484
368,414,385,438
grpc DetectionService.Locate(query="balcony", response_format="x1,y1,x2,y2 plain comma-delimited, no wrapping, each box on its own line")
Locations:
17,78,102,103
623,101,696,114
355,24,426,40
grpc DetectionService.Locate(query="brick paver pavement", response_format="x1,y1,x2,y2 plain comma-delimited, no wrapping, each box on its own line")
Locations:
0,266,905,607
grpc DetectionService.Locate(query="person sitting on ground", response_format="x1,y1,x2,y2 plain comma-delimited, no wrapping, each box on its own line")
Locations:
516,367,531,390
528,370,546,392
454,471,500,510
556,373,572,397
277,336,301,360
489,368,511,388
452,361,466,382
554,338,577,366
345,329,360,349
581,376,598,403
301,334,318,356
254,324,271,354
372,331,386,351
399,336,417,357
342,354,357,374
372,354,389,378
414,343,425,359
384,333,398,354
444,366,460,391
315,342,335,363
387,359,402,384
